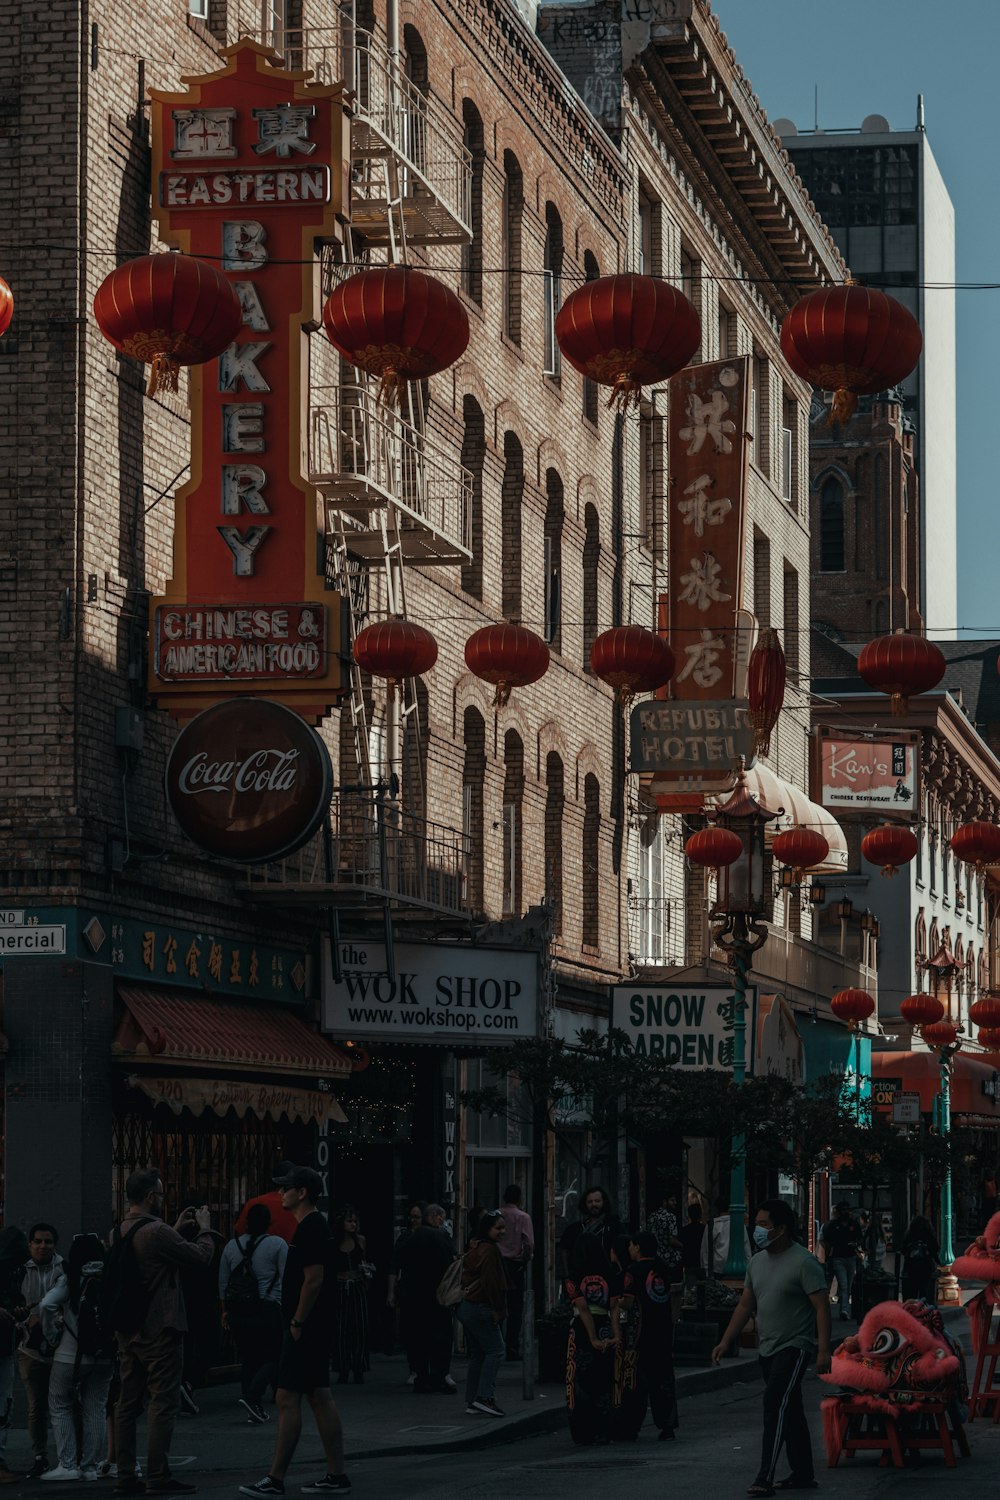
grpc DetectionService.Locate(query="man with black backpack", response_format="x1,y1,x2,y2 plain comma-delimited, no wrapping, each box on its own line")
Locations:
219,1205,288,1425
108,1168,215,1497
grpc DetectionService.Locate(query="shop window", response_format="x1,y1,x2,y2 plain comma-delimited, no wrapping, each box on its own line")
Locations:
501,430,523,621
582,504,600,670
460,395,485,600
582,773,600,949
545,751,564,935
544,468,563,652
502,730,524,918
502,150,524,345
461,99,484,305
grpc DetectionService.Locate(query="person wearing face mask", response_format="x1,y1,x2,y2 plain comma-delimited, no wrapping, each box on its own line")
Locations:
711,1200,830,1498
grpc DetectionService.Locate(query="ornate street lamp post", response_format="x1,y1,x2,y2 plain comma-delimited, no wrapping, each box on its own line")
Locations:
922,940,964,1292
710,777,776,1276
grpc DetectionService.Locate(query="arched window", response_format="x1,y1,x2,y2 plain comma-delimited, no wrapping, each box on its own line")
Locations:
582,250,600,425
819,476,845,571
401,25,429,172
402,24,428,94
914,909,927,964
461,100,485,305
582,773,600,948
545,751,564,935
501,431,523,621
502,150,523,346
462,707,486,914
583,503,600,669
874,453,887,580
544,468,563,652
402,678,428,822
502,730,524,918
461,395,485,600
543,202,564,379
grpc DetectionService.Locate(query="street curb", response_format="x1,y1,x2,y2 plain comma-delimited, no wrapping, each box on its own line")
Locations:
343,1358,761,1461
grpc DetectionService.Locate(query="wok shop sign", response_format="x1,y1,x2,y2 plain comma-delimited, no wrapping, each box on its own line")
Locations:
611,982,758,1070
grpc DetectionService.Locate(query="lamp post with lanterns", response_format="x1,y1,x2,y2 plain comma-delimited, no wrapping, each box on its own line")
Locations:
921,940,964,1289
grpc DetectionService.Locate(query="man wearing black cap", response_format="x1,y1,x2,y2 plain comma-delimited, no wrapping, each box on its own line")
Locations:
239,1166,350,1496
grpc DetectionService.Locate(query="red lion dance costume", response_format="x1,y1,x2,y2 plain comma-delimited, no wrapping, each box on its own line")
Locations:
950,1209,1000,1418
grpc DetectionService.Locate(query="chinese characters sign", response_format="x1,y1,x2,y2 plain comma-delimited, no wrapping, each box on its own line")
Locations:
816,729,918,814
667,357,749,701
148,42,350,721
111,914,303,1004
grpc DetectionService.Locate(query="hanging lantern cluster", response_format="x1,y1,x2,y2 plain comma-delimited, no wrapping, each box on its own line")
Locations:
780,283,922,425
772,826,829,882
0,276,12,338
554,273,700,411
861,824,919,879
900,993,945,1030
922,1019,960,1049
590,626,674,705
353,619,438,697
323,266,470,405
951,821,1000,872
857,631,946,717
746,628,786,758
969,995,1000,1030
465,624,549,707
831,988,875,1029
685,826,743,870
93,253,243,396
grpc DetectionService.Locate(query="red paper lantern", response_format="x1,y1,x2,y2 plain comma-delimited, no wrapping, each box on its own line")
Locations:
0,276,12,338
323,267,469,404
831,988,875,1028
685,827,743,869
857,632,946,717
746,628,786,757
969,995,1000,1029
465,624,549,707
93,253,243,395
951,821,1000,871
861,824,919,879
554,274,700,410
590,626,674,704
353,619,438,695
922,1020,960,1049
900,993,945,1029
979,1027,1000,1049
780,283,922,424
772,826,829,879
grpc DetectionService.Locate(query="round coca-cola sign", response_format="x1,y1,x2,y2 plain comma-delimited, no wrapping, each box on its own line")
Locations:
165,698,333,862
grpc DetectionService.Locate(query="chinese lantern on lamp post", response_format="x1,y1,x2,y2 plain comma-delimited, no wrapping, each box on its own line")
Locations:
921,943,964,1287
709,776,777,1277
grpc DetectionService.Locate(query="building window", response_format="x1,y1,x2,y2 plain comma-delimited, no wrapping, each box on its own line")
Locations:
637,191,653,274
582,251,600,426
783,563,800,686
544,468,563,652
718,301,734,360
679,247,701,360
461,100,484,305
462,707,486,915
545,752,564,935
502,730,524,918
583,504,600,670
582,774,601,949
460,395,485,600
188,0,209,18
874,453,888,581
820,476,846,571
753,531,771,630
501,431,523,622
751,354,769,476
502,150,523,345
543,203,564,379
261,0,285,41
782,393,797,506
634,796,666,964
401,26,429,171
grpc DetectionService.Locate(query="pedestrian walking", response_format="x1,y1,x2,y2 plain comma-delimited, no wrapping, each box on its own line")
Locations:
564,1235,617,1446
331,1207,369,1386
457,1209,507,1418
110,1168,215,1496
899,1214,939,1304
818,1202,862,1321
38,1233,114,1481
558,1188,621,1277
498,1185,533,1360
712,1199,831,1498
679,1202,706,1287
395,1205,455,1394
219,1204,288,1425
18,1223,64,1477
617,1232,678,1441
386,1202,425,1383
238,1164,350,1497
0,1228,29,1484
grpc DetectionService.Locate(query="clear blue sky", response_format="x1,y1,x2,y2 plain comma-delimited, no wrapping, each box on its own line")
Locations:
713,0,1000,633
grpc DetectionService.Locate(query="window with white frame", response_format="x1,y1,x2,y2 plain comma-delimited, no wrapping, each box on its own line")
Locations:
634,798,666,964
188,0,209,18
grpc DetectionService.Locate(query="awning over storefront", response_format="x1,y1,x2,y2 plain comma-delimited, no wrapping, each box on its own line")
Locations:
113,985,353,1080
738,764,848,874
125,1073,347,1126
871,1051,1000,1126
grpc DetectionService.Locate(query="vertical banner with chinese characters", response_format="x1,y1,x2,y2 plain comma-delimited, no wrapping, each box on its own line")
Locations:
666,356,750,701
147,41,351,722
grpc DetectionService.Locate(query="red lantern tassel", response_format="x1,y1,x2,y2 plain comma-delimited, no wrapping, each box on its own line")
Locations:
376,369,404,407
606,372,642,413
493,681,512,709
829,387,858,425
890,691,908,717
147,352,180,397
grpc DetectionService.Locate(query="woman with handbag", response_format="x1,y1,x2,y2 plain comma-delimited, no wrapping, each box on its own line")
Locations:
457,1210,507,1417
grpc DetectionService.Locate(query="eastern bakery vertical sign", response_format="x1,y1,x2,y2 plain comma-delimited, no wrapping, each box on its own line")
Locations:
148,41,350,722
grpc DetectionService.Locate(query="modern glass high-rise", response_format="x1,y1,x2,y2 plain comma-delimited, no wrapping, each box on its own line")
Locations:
777,105,956,635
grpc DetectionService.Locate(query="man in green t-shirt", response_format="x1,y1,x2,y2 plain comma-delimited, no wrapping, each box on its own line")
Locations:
712,1199,831,1497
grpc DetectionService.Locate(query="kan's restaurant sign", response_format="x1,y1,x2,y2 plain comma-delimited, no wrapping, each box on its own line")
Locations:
148,42,350,721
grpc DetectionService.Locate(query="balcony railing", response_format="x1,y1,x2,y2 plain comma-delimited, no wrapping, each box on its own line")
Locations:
311,383,472,565
245,24,471,243
242,793,472,917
